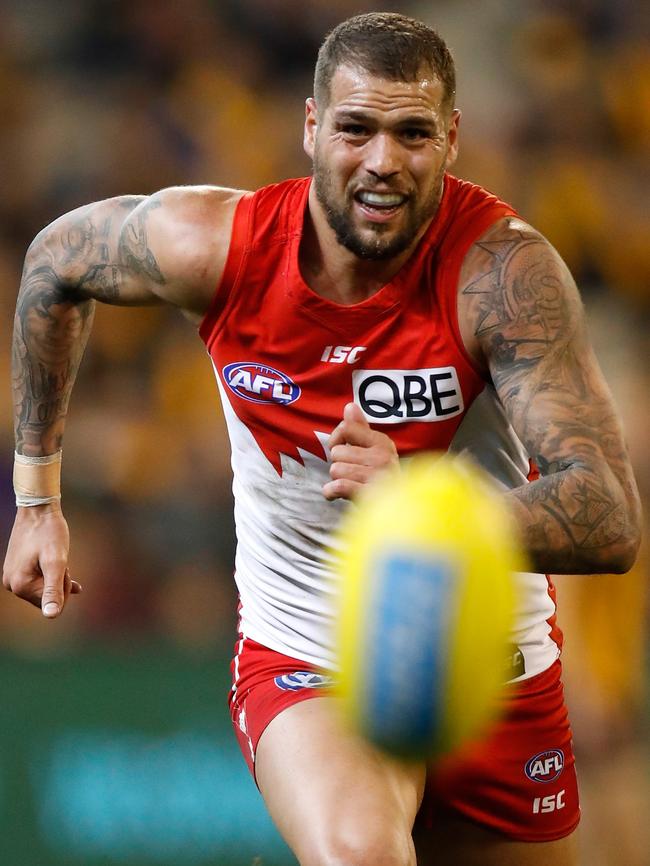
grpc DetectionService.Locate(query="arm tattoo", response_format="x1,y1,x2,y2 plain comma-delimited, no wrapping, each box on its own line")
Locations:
118,198,164,284
12,195,164,456
13,278,95,454
463,226,639,573
463,233,568,406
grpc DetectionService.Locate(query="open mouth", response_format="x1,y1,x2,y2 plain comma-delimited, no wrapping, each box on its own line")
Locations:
354,190,408,221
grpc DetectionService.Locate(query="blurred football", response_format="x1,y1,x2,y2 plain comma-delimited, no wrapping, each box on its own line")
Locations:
334,453,524,759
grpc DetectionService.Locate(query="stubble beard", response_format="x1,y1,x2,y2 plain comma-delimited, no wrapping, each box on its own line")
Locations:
312,154,446,261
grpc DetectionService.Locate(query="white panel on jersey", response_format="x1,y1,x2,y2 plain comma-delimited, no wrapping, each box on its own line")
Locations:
449,385,561,680
449,384,529,488
212,363,345,668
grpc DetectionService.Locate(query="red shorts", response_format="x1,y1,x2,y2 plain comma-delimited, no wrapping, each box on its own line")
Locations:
228,636,580,842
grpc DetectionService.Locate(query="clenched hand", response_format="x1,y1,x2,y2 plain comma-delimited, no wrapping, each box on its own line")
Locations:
2,504,81,618
323,402,399,501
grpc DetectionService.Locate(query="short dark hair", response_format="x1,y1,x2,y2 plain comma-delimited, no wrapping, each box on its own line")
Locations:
314,12,456,110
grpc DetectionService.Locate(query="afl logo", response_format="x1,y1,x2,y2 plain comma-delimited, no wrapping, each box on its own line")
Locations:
525,749,565,783
274,672,334,691
223,362,300,406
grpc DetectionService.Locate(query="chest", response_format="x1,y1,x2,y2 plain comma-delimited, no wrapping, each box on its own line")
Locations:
210,276,485,460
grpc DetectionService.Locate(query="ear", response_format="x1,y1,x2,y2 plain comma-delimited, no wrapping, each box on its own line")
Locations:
445,108,461,169
303,97,318,161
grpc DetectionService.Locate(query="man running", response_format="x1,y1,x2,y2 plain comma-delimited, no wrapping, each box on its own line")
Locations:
3,13,640,866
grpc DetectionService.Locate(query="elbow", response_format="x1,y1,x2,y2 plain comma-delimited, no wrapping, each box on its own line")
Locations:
604,507,642,574
608,528,641,574
607,547,638,575
591,472,643,575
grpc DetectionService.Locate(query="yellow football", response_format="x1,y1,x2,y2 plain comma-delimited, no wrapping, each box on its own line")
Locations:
334,453,524,759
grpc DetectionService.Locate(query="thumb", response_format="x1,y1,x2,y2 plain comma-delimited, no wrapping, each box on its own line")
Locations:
41,560,66,618
329,402,369,448
343,402,368,425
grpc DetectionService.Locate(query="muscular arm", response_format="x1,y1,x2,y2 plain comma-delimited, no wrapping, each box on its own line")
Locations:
459,218,641,575
13,187,241,456
4,185,241,615
14,195,149,455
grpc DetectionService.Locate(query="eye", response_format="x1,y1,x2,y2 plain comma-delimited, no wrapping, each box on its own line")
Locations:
341,123,369,138
401,127,429,142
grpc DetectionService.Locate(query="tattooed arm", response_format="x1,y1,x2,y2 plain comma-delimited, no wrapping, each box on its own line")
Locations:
458,218,641,575
14,195,146,455
4,186,243,615
13,188,242,454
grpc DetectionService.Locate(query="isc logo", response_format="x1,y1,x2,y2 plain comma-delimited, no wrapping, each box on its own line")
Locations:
525,749,565,783
223,362,300,405
532,790,565,814
352,366,464,425
321,345,367,364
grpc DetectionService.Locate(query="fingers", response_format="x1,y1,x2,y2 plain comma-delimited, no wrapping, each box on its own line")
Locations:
326,402,399,501
325,457,394,501
5,569,82,615
3,558,80,615
323,477,363,501
2,508,78,617
330,443,390,468
330,460,376,485
63,569,83,600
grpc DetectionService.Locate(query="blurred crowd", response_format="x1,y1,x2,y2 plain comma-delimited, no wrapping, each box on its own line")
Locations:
0,1,647,863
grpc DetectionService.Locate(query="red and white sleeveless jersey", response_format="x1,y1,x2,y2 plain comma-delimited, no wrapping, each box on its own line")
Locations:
199,175,562,682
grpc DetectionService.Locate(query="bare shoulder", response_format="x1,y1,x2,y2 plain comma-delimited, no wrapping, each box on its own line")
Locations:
141,184,246,230
456,216,581,380
126,185,248,318
25,187,248,315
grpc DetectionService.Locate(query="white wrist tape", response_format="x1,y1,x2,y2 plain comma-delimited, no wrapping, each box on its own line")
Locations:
13,450,62,507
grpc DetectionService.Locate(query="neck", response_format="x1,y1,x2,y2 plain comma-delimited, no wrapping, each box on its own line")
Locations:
299,184,435,305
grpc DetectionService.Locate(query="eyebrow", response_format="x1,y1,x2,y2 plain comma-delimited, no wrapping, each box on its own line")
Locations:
333,110,438,131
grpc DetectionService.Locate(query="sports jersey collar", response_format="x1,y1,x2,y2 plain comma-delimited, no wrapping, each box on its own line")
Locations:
287,174,454,326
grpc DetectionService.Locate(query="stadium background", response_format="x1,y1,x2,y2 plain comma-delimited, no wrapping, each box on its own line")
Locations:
0,1,647,864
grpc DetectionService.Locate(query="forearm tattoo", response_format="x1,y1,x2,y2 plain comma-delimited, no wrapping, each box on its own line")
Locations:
463,227,639,572
12,196,164,455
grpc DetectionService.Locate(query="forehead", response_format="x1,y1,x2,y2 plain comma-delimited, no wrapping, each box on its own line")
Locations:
325,64,446,120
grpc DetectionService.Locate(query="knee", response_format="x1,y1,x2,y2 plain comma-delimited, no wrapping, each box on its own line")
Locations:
302,827,415,866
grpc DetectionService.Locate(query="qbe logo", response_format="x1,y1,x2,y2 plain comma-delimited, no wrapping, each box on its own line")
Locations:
525,749,565,783
352,366,463,424
274,672,335,691
223,362,300,406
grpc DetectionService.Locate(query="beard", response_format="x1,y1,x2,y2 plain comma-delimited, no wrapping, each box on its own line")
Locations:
312,153,445,261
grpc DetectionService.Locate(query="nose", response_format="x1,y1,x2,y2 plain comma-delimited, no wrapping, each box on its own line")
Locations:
363,132,401,180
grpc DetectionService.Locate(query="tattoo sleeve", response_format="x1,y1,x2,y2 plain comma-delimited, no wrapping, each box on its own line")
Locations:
463,223,641,574
12,195,165,456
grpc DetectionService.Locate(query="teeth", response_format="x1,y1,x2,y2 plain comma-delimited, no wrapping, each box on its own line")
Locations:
358,191,404,207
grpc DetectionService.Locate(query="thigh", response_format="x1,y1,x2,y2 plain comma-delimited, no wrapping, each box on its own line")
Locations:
256,696,426,866
414,813,579,866
414,661,580,865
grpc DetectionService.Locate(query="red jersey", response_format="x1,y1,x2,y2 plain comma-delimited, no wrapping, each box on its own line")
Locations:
199,174,562,678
